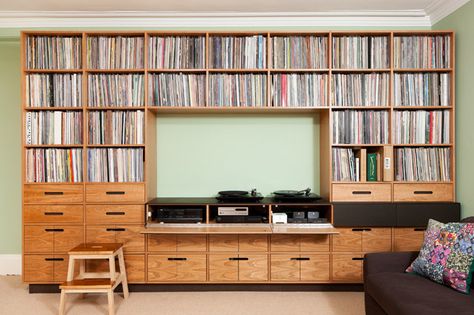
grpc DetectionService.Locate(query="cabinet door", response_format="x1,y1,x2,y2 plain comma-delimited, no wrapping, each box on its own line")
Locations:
239,235,268,252
176,255,207,282
124,254,145,283
147,255,177,282
270,254,300,281
300,254,330,281
24,226,54,253
393,228,425,251
209,254,238,282
177,235,207,252
114,225,145,253
362,228,392,252
239,254,268,281
23,255,54,282
300,235,330,252
209,235,238,252
147,234,177,252
332,228,362,252
271,235,299,252
53,226,84,252
332,254,364,282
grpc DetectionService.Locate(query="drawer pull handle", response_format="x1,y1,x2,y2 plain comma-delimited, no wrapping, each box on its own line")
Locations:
414,228,426,232
44,192,64,195
414,191,433,195
228,257,249,261
45,228,64,232
44,258,64,261
352,228,364,232
364,228,372,232
168,258,187,261
352,257,364,261
352,191,372,195
106,191,125,195
44,212,64,216
291,257,310,261
106,211,125,216
106,228,126,232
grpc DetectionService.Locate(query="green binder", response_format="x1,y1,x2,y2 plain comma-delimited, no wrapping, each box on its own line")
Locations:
367,153,377,181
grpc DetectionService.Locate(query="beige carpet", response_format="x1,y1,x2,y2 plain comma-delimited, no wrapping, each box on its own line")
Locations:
0,276,365,315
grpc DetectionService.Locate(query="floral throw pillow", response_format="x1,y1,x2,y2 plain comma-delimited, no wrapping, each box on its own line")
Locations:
406,219,474,293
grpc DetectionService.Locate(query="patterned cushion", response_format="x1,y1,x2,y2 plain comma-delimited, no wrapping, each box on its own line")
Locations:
406,219,474,293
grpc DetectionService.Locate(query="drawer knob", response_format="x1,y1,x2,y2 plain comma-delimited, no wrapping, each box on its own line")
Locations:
291,257,310,261
228,257,249,261
414,228,426,232
106,228,126,232
44,212,64,216
44,191,64,195
352,228,364,232
44,258,64,261
352,191,372,195
106,211,126,216
45,228,64,232
106,191,125,195
414,191,433,195
168,258,187,261
352,257,364,261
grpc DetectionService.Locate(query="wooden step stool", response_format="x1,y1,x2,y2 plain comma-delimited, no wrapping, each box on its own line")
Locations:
59,243,129,315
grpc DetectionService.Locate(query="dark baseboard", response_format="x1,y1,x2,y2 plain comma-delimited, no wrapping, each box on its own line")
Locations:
29,283,363,294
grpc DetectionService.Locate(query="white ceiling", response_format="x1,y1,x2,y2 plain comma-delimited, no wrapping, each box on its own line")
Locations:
0,0,470,28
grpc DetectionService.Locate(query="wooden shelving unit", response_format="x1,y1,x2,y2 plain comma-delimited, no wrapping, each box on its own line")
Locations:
21,30,455,286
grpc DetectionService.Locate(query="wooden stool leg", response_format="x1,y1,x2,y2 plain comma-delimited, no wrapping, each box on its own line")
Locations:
66,256,75,281
59,290,66,315
107,290,115,315
118,249,129,299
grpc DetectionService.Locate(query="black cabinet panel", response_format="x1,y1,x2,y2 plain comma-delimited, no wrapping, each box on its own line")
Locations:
396,203,461,227
333,203,396,227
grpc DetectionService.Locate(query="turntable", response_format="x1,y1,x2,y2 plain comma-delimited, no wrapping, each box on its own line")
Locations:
271,188,321,202
216,189,264,202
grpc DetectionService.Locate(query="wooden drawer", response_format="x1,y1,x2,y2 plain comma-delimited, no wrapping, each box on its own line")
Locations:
209,254,268,282
24,225,84,253
86,205,144,224
86,225,144,253
24,184,83,204
332,184,392,202
86,254,145,283
332,228,362,252
270,254,300,281
148,234,206,252
23,255,78,283
300,254,330,281
271,235,329,252
270,254,329,282
147,254,206,282
393,227,425,251
332,254,364,282
209,235,268,252
24,205,83,224
209,254,238,281
85,183,145,203
393,184,454,202
332,227,391,253
148,255,177,282
239,254,268,281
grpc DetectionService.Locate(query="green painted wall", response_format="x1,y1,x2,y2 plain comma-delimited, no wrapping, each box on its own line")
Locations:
0,39,21,254
435,1,474,218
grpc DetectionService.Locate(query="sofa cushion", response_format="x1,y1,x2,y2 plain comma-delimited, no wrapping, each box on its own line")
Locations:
406,219,474,293
366,272,474,315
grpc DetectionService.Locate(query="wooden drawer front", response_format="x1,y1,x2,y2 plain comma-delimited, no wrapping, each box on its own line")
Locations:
332,228,362,252
24,226,54,253
86,205,144,224
239,254,268,281
53,226,84,252
86,225,144,253
393,184,454,202
362,228,392,252
300,254,330,281
86,183,145,203
148,235,177,252
176,255,207,282
147,255,177,282
86,254,145,283
332,184,392,202
271,235,299,252
270,254,300,281
300,235,329,252
24,184,83,204
209,235,238,252
24,205,83,224
23,255,53,282
332,254,364,282
209,254,239,281
239,235,268,252
393,228,425,252
177,235,207,252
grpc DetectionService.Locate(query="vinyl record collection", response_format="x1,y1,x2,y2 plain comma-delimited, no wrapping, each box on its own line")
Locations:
332,73,389,106
394,73,451,106
148,36,205,69
395,147,451,181
332,148,357,181
271,73,328,107
332,110,389,144
209,35,266,69
394,35,451,69
87,148,144,182
25,111,83,145
26,36,82,69
26,74,82,107
332,36,389,69
271,36,328,69
209,74,267,107
87,36,144,69
88,74,144,107
148,73,206,106
88,111,144,144
26,148,83,182
394,110,450,144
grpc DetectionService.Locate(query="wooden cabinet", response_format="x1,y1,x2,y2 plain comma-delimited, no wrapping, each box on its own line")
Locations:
148,254,206,282
332,254,364,282
24,225,83,253
332,227,391,252
271,254,330,282
85,183,145,204
393,227,425,251
86,225,145,253
209,254,268,282
24,254,78,283
393,184,453,202
271,235,329,252
332,184,392,202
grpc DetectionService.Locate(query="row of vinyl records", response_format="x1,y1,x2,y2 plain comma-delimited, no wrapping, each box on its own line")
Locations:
88,111,144,145
25,72,451,108
25,35,452,70
208,74,267,107
25,148,144,182
25,111,83,145
394,111,450,144
332,111,389,144
394,73,451,107
332,147,451,182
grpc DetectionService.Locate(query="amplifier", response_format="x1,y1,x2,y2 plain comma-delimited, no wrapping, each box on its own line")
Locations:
153,208,203,224
218,207,249,216
216,215,266,223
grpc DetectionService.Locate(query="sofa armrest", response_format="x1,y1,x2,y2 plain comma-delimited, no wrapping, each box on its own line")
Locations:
364,251,419,279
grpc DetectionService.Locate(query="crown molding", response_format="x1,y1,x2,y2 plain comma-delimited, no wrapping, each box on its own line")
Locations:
0,10,432,28
425,0,471,25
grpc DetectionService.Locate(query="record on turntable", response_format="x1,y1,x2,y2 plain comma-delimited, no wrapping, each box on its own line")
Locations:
216,189,264,202
272,188,321,202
